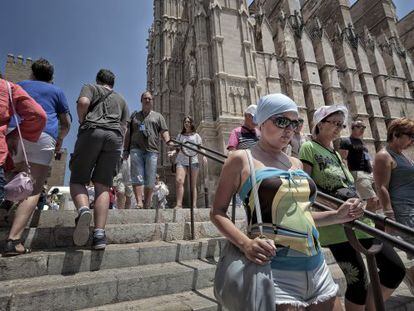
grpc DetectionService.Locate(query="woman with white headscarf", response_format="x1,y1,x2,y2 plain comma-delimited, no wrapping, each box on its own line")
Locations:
299,105,405,311
211,94,365,310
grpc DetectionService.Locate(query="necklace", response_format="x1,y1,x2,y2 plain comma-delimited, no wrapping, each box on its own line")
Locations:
255,143,292,170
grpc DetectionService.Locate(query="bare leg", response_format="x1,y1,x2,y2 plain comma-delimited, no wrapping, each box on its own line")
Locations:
276,304,306,311
175,166,187,208
132,185,144,208
143,187,154,209
309,297,342,311
70,183,89,209
190,168,199,208
116,192,126,209
93,182,110,229
365,285,395,311
365,197,378,213
7,162,50,249
344,299,364,311
125,195,132,209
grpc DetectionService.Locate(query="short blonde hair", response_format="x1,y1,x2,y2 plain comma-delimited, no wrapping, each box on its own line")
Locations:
387,118,414,142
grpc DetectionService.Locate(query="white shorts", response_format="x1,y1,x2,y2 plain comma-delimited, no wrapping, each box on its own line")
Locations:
272,260,339,307
13,132,56,166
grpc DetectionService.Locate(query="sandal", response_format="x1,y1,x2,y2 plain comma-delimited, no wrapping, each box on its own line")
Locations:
3,239,31,257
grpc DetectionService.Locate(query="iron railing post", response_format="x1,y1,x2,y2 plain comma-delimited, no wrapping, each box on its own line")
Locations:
188,155,195,240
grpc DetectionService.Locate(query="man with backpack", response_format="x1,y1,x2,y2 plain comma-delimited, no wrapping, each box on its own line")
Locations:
69,69,129,250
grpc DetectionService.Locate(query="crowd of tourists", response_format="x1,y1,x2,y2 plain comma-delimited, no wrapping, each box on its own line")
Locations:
0,58,413,309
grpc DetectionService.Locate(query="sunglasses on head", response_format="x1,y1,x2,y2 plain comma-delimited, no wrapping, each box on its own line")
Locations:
269,116,300,130
322,120,347,129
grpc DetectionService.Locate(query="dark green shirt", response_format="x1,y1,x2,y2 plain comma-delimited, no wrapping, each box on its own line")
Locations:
130,110,168,153
78,84,129,134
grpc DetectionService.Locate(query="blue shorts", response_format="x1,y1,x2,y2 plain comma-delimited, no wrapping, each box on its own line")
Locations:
130,148,158,188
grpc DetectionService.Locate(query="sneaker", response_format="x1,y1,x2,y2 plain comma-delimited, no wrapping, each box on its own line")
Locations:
73,208,92,246
92,233,107,250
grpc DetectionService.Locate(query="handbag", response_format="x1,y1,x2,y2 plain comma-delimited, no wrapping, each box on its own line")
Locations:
332,151,358,200
4,81,33,202
213,149,275,311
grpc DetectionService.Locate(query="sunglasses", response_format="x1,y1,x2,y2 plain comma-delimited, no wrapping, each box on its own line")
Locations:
403,133,414,140
322,120,347,129
269,116,300,130
354,125,366,129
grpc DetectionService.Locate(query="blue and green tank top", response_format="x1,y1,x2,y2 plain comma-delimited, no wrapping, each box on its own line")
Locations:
239,168,323,271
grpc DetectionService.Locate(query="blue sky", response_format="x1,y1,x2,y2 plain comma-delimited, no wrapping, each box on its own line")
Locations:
1,0,413,185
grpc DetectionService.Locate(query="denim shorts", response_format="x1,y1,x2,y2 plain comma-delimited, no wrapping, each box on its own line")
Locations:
176,162,199,169
272,260,338,307
130,148,158,188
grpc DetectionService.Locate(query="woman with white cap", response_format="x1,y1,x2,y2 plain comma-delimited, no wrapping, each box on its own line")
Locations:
211,94,365,310
299,105,405,311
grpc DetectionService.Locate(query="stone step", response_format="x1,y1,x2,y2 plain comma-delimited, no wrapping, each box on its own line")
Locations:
0,259,216,311
0,258,345,311
0,208,246,228
81,287,218,311
0,220,247,250
0,238,223,281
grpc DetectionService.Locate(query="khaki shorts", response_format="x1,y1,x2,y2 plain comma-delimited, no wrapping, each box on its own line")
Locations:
113,173,133,197
350,170,376,200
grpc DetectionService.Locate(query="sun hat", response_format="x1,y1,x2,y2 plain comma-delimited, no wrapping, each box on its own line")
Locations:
312,104,348,136
254,93,298,126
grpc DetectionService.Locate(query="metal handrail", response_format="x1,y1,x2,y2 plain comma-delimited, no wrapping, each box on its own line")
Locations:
313,200,414,255
182,140,227,159
317,191,414,236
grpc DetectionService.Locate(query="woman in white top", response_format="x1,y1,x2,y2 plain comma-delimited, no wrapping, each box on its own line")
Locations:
168,116,206,209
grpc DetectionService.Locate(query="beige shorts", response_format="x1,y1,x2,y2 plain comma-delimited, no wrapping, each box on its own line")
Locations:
13,132,55,166
113,173,133,197
350,170,376,200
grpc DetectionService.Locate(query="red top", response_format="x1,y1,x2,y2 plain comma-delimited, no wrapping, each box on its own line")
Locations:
0,79,47,166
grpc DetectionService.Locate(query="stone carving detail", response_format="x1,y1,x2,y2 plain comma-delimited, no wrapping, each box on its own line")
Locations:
343,23,359,49
288,10,304,38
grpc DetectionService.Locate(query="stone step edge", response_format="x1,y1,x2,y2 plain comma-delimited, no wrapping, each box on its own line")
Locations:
80,287,218,311
0,239,340,282
0,238,224,281
0,259,216,311
0,208,246,228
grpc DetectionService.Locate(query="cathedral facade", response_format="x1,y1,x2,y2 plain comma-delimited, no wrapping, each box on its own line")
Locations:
147,0,414,205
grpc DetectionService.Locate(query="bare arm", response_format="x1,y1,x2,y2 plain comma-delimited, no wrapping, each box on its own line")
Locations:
373,150,394,218
338,149,349,166
55,113,71,153
302,162,312,175
77,97,90,124
161,130,173,146
311,198,364,226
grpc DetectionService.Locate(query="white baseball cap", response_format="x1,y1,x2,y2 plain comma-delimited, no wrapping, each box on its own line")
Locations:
244,104,257,117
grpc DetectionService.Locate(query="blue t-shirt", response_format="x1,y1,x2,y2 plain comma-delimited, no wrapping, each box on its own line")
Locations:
10,80,69,140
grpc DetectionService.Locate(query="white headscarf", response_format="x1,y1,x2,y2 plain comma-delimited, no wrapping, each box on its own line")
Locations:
254,93,298,126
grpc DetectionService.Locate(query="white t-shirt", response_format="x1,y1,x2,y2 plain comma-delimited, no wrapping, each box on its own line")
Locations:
175,133,202,165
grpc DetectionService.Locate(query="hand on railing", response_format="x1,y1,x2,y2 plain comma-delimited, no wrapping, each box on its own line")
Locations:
337,198,365,223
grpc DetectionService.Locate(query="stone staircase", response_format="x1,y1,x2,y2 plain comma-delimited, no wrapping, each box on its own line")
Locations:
0,208,411,310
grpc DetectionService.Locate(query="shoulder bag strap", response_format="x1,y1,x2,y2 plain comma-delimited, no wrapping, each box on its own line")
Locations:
333,151,353,185
6,81,31,174
87,89,113,113
245,149,264,236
